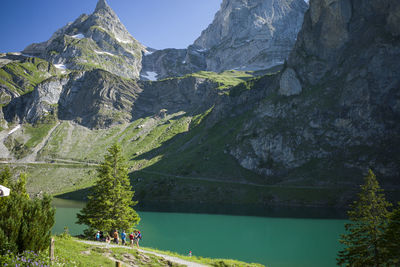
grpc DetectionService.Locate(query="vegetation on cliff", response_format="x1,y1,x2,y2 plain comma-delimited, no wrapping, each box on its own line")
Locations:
0,56,60,96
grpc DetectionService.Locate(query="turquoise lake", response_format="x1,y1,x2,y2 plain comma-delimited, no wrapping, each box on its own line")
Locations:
53,198,346,267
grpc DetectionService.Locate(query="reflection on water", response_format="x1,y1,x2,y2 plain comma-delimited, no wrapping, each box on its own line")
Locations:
52,198,346,267
136,201,347,219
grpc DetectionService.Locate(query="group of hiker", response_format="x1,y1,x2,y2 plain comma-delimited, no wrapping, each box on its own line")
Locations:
95,229,142,248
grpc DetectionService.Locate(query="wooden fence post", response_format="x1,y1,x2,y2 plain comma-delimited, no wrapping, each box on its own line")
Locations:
115,261,121,267
49,237,55,264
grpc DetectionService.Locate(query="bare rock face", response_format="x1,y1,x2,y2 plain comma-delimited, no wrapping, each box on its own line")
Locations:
23,0,145,79
141,0,307,80
194,0,308,72
25,77,70,122
3,67,221,129
140,47,207,81
387,2,400,36
229,0,400,189
279,68,302,96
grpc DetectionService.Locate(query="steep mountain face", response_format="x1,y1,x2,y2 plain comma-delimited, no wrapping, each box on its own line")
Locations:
194,0,308,71
140,47,206,81
140,0,307,80
229,0,400,188
3,68,221,129
0,53,63,128
23,0,145,79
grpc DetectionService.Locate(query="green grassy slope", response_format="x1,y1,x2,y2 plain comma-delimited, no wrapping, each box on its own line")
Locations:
0,57,60,96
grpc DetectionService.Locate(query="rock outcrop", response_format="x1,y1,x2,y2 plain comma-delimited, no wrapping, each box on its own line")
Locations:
23,0,145,79
229,0,400,188
279,68,302,96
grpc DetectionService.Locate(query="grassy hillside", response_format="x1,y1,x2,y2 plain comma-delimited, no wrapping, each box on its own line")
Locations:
188,70,255,90
0,56,60,96
2,108,364,208
3,67,394,208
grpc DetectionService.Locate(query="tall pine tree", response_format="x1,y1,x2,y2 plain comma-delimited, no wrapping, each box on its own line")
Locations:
77,144,140,235
337,169,391,266
381,203,400,265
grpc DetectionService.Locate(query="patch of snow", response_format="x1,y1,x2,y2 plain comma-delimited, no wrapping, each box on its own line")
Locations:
142,71,158,81
182,60,186,64
22,54,33,57
196,48,208,52
54,64,67,70
8,125,21,135
246,39,251,43
71,33,85,39
94,50,115,57
144,50,153,56
116,37,132,44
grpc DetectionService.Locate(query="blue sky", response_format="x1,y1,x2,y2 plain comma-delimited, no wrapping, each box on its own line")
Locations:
0,0,222,52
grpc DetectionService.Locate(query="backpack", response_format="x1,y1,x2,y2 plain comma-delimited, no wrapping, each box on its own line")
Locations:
138,231,142,239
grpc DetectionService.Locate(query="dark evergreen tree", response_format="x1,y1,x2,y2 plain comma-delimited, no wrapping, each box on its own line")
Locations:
337,169,391,266
0,169,55,254
77,144,140,235
382,203,400,265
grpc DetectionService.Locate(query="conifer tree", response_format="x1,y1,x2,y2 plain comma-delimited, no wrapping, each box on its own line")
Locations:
381,203,400,265
77,144,140,235
337,169,391,266
0,168,55,254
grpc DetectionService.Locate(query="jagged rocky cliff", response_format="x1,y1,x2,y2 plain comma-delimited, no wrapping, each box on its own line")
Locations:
194,0,308,71
23,0,145,79
229,0,400,189
20,0,307,82
140,0,308,80
3,68,221,129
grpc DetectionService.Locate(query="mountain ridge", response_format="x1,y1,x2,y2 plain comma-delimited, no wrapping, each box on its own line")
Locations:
141,0,308,80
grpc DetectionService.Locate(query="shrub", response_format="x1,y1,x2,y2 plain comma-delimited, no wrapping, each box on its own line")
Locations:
0,168,55,255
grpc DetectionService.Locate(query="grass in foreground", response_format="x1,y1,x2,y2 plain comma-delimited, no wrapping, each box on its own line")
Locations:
142,247,265,267
52,235,264,266
54,235,184,266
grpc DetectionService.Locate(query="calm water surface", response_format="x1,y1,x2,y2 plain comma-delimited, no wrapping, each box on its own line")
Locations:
53,198,346,267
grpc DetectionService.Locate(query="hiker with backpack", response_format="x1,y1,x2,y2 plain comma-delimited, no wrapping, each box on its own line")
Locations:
129,232,135,247
134,230,142,248
95,231,100,241
113,229,119,244
121,230,127,245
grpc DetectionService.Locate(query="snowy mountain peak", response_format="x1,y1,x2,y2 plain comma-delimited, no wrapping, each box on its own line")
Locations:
22,0,145,79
